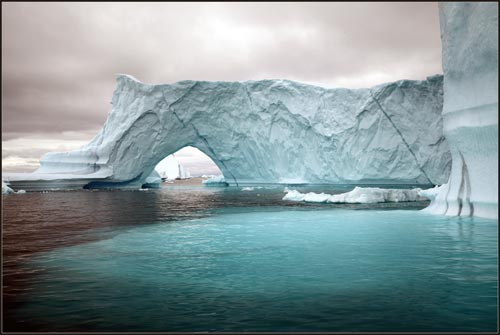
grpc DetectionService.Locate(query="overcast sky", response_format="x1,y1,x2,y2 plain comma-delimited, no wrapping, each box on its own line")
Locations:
2,2,442,173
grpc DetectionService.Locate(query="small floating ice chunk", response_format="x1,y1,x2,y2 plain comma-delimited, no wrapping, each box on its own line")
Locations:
282,190,306,201
242,186,264,191
2,179,14,194
282,186,426,203
304,192,331,203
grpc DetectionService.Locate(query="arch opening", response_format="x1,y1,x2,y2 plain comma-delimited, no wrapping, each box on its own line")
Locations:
151,146,224,186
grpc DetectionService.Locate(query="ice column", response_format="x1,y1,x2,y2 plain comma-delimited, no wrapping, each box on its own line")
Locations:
426,3,498,219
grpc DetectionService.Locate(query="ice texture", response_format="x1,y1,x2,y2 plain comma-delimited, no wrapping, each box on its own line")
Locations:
283,187,426,204
21,74,449,189
423,3,498,219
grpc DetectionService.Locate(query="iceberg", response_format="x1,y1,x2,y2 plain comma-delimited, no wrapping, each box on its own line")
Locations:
422,3,498,219
178,164,190,180
2,179,26,194
283,187,426,204
2,179,14,194
7,73,450,190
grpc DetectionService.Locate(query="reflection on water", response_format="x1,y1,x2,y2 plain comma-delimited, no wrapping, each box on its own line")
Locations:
2,185,496,332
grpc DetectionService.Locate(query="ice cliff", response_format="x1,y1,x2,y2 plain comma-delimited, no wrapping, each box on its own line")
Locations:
423,3,498,219
31,74,450,189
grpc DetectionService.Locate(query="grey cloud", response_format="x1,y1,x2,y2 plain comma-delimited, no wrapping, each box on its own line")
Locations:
2,2,442,139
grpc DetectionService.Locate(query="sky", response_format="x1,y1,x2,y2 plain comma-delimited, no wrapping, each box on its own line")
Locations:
1,2,443,174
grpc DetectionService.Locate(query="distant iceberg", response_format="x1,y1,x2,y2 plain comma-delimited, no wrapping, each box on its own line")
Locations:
154,155,190,180
2,179,14,194
2,179,25,194
241,186,264,191
283,187,426,204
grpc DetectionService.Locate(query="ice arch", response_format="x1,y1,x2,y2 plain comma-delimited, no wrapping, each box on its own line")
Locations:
168,146,222,177
34,74,450,188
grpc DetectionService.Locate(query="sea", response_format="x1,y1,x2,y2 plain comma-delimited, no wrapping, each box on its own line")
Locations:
2,181,498,332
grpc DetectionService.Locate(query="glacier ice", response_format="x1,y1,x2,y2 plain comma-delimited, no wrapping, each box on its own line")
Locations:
422,3,498,219
283,187,426,204
9,74,450,190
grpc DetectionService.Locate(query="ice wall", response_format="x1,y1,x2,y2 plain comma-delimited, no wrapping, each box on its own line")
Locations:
32,74,450,189
424,3,498,219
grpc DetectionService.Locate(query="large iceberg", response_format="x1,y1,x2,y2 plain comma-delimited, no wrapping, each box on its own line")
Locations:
9,74,450,190
423,3,498,219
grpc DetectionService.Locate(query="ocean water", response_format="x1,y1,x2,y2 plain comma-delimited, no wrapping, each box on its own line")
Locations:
2,185,498,332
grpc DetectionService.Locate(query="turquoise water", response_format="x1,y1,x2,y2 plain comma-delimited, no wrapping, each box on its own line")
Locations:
14,206,498,332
